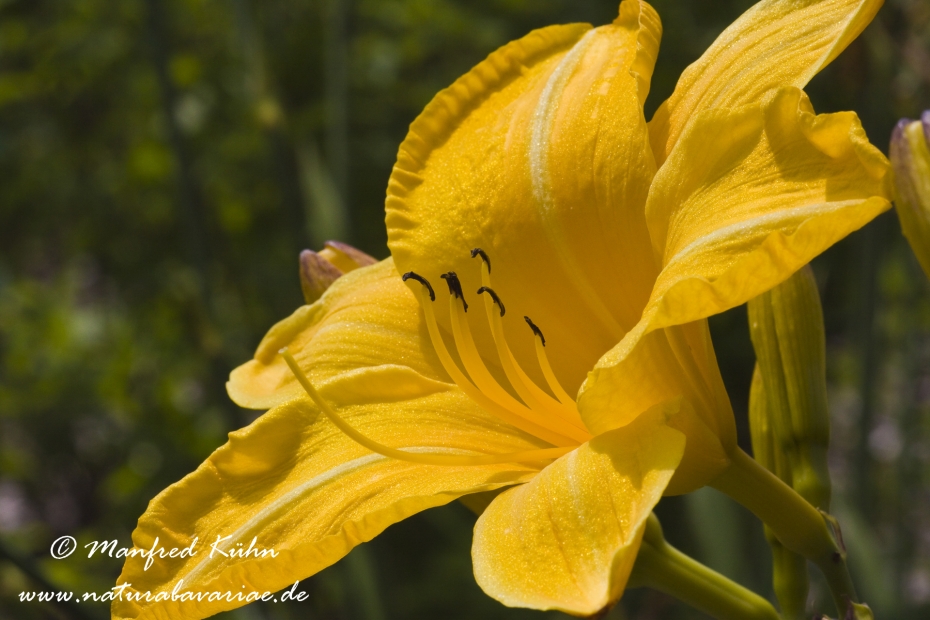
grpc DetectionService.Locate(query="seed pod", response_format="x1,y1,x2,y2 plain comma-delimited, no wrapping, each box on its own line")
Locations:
890,112,930,280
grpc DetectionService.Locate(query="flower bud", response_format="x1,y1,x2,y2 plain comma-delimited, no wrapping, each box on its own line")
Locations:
299,241,377,303
890,112,930,279
750,365,809,620
748,265,831,512
748,266,832,619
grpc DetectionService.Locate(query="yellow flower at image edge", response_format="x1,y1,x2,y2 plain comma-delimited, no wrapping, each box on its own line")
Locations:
114,0,890,618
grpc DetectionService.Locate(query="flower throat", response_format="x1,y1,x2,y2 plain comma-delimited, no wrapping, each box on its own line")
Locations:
282,249,592,466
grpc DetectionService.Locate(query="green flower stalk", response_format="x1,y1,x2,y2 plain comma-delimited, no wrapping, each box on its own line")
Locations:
629,514,779,620
891,112,930,279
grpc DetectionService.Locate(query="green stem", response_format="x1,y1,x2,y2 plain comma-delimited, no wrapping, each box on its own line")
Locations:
767,531,809,620
628,515,779,620
711,449,859,617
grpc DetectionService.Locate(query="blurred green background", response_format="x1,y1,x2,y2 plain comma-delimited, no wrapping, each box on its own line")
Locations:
1,0,928,618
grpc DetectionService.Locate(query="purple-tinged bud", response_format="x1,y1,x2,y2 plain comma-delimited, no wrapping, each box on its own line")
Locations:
320,240,377,272
299,241,378,304
890,113,930,279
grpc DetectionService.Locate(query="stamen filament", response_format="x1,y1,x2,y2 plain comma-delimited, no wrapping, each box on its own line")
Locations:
479,289,590,440
473,255,562,415
476,252,492,288
473,250,584,428
526,317,579,409
447,293,531,416
406,279,578,447
281,349,572,466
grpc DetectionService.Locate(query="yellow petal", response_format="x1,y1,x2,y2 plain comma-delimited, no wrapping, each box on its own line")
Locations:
228,258,450,410
471,409,685,615
578,323,733,495
114,388,546,620
386,0,662,396
649,0,883,164
580,88,888,492
644,87,890,332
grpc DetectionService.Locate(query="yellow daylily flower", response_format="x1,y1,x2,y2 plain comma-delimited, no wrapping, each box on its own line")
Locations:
115,1,890,618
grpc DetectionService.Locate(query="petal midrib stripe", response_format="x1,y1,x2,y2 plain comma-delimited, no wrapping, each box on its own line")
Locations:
529,29,627,340
663,200,857,271
179,447,525,588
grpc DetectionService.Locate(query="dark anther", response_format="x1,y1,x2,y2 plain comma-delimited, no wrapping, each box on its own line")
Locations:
470,248,491,272
476,286,505,316
402,272,435,301
440,272,468,312
524,316,546,346
832,551,842,564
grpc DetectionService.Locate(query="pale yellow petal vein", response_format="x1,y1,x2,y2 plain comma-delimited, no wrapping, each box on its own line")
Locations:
529,29,625,340
664,200,856,269
182,452,387,586
182,445,529,588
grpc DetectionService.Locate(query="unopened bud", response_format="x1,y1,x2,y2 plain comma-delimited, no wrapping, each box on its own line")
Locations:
748,266,832,619
750,365,809,620
890,112,930,279
299,241,377,304
749,365,789,482
748,265,831,511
